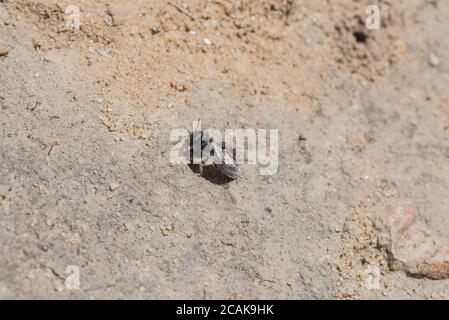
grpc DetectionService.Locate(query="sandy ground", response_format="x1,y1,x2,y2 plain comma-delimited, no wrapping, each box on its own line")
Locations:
1,0,449,299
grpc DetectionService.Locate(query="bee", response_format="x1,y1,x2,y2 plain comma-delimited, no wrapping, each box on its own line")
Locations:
191,123,240,179
200,133,240,179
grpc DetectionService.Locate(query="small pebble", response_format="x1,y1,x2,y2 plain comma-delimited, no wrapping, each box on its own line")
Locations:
203,38,212,46
169,80,188,92
109,183,118,192
151,26,160,35
429,54,440,67
0,48,9,57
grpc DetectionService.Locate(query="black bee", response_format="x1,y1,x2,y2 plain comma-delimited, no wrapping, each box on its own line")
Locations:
190,125,240,179
200,133,240,179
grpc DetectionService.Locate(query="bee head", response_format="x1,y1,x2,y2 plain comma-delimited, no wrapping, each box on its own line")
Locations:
201,138,211,148
201,132,213,142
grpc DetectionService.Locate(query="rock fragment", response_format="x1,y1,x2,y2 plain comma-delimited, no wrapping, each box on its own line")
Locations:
109,183,118,192
429,54,440,67
0,48,9,57
376,200,449,280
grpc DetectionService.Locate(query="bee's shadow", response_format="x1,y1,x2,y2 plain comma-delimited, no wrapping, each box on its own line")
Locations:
188,164,235,185
181,132,236,185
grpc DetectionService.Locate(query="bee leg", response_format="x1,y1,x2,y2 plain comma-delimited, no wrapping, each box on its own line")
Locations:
199,163,203,176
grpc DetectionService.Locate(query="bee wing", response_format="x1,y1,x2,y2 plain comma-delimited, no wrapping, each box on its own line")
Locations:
221,148,236,165
216,148,240,179
202,144,240,179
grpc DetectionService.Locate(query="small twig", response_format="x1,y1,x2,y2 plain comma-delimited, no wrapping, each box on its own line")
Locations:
285,0,293,18
0,97,6,110
211,1,231,16
168,2,196,21
255,272,276,284
47,144,54,156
